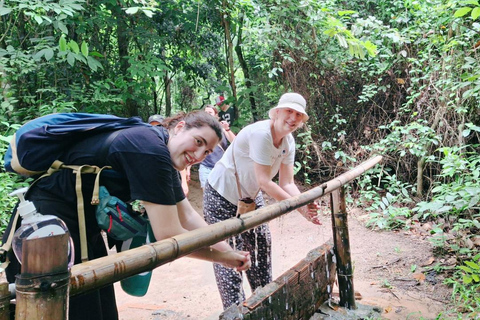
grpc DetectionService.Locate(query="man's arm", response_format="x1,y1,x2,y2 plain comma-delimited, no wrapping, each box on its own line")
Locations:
220,121,236,143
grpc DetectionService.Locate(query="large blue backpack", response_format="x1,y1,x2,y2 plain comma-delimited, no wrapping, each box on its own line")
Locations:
4,113,147,176
2,113,153,265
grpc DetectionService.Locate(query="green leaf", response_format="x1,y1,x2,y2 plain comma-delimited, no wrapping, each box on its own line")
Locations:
44,48,54,61
465,260,480,270
87,56,103,72
0,7,12,16
473,7,480,19
463,275,473,284
455,7,472,17
336,34,348,48
81,42,89,57
68,40,80,54
67,52,75,66
463,0,480,5
33,49,46,60
34,15,43,25
89,51,104,58
459,265,473,273
59,35,67,51
125,7,139,15
58,22,68,35
143,10,154,18
338,10,356,16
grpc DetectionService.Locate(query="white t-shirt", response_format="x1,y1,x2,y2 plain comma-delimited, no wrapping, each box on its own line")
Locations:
208,120,296,205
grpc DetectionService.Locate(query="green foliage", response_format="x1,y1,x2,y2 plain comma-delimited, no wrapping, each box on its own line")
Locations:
294,127,315,185
356,166,415,230
414,145,480,220
0,123,30,235
372,120,440,159
444,254,480,318
454,1,480,20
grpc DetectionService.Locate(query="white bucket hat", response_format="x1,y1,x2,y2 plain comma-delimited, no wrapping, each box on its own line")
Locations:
268,92,309,122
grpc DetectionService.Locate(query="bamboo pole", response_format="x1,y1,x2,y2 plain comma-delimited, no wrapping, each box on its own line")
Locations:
15,233,70,320
331,187,356,309
0,283,10,320
70,155,383,296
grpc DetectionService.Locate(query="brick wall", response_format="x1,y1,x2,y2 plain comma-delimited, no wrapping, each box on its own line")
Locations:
220,241,336,320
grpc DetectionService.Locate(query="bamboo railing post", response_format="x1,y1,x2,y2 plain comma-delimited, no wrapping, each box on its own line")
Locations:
70,156,383,296
0,282,10,320
15,233,70,320
330,186,356,309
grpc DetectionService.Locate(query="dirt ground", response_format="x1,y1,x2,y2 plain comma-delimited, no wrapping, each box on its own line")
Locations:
114,171,453,320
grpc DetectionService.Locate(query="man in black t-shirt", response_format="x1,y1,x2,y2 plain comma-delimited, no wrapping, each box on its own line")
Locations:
216,95,235,126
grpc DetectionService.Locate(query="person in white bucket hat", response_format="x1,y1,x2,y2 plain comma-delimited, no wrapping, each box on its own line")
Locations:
203,92,321,310
268,92,309,122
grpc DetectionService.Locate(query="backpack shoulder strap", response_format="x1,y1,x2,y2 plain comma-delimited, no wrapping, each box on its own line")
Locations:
0,128,126,267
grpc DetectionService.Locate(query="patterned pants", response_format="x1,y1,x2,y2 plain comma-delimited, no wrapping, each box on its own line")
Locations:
203,182,272,310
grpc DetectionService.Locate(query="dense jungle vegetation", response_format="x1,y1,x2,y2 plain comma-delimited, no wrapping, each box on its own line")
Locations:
1,0,480,318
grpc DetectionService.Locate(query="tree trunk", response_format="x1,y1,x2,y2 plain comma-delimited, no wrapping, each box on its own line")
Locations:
221,1,237,101
164,72,172,117
112,4,138,117
235,13,259,121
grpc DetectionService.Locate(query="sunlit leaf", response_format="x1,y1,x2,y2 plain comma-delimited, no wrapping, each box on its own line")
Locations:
463,275,473,284
465,261,480,270
143,10,153,18
68,40,80,54
472,7,480,19
59,35,67,51
81,41,89,57
34,15,43,25
455,7,472,17
0,7,12,16
125,7,139,15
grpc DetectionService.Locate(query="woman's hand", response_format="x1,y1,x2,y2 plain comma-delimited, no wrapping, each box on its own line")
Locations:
219,250,251,271
298,201,322,225
220,120,230,131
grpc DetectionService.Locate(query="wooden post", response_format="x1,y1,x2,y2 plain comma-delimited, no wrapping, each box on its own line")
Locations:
15,233,70,320
330,186,356,309
0,282,10,320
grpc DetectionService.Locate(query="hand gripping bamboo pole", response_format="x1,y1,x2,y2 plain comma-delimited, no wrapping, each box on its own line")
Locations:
70,155,382,296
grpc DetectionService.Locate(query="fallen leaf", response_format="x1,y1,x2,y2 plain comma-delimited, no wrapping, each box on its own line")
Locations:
413,272,426,282
421,257,435,267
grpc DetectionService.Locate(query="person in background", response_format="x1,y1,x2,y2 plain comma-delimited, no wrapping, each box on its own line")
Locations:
196,105,235,190
148,114,164,126
203,93,321,310
5,111,252,320
148,114,190,196
216,95,236,126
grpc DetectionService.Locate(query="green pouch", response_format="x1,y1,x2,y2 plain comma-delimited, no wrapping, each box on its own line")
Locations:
96,186,148,241
120,225,156,296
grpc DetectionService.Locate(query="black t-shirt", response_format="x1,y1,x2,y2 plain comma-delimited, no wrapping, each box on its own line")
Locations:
219,106,235,125
28,125,185,219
